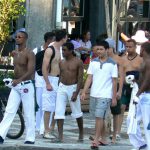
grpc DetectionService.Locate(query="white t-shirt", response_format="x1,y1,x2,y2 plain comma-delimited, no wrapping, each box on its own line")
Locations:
79,40,92,50
71,40,81,50
87,57,118,99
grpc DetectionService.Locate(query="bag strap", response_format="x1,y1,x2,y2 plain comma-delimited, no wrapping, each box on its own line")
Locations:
48,45,55,72
37,47,41,53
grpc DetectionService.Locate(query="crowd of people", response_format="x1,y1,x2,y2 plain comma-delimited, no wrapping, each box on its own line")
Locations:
0,28,150,150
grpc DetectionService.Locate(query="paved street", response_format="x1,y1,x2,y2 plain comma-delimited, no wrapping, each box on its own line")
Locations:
0,112,142,150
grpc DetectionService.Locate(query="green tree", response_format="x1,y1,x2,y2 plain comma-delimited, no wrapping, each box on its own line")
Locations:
0,0,26,54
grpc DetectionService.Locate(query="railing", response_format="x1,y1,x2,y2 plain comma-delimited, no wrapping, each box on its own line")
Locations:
0,65,14,70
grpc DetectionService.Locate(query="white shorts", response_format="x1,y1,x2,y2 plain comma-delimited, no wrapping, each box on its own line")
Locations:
42,76,59,112
54,82,83,119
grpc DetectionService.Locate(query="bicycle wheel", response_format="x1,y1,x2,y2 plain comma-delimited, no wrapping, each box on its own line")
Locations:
6,110,25,139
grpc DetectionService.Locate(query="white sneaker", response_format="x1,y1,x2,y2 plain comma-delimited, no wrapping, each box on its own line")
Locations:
116,134,121,140
43,132,55,139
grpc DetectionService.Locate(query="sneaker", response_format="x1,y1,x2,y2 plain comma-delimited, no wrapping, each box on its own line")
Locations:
51,130,57,138
109,134,121,140
24,141,35,144
43,132,56,139
0,136,4,144
139,144,147,150
116,134,121,140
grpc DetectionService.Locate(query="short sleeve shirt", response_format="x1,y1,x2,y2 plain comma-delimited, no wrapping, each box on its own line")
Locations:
87,57,118,98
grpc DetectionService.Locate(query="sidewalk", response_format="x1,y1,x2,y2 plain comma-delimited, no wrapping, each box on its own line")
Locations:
0,112,134,150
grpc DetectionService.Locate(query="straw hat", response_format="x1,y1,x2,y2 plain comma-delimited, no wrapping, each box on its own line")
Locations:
131,30,148,43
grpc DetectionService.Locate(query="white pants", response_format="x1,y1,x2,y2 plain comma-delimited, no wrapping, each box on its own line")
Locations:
35,87,43,131
0,81,35,142
128,92,150,149
127,83,146,148
139,93,150,150
54,82,83,119
42,76,59,112
127,103,146,148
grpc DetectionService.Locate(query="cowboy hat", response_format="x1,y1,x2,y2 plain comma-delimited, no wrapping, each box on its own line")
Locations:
131,30,148,43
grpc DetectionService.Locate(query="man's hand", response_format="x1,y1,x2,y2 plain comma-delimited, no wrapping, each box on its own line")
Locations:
12,79,22,87
71,92,78,102
46,83,53,91
111,98,117,107
116,91,122,100
133,95,139,105
80,91,86,101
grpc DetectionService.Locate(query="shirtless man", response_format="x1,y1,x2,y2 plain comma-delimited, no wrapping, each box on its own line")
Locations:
0,31,35,144
106,38,124,143
54,42,83,142
135,42,150,150
118,39,143,136
42,29,67,139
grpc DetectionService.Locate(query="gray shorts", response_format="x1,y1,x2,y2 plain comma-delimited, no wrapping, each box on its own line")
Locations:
90,97,111,119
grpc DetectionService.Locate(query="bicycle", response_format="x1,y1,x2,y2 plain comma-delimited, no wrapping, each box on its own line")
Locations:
0,66,25,139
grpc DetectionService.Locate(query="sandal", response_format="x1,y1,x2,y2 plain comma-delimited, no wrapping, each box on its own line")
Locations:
91,141,99,150
89,136,94,141
77,139,84,143
51,138,63,143
98,141,108,146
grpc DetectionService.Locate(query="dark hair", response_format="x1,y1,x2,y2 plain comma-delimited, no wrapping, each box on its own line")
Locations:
63,42,74,51
141,42,150,55
96,33,108,44
55,29,67,42
82,30,90,41
70,33,80,40
126,39,136,46
97,41,109,49
18,31,28,39
44,32,55,42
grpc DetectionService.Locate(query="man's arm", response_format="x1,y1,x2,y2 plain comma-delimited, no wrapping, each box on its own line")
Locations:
112,77,117,106
80,74,92,101
42,47,52,90
117,58,125,99
136,61,150,96
76,60,84,94
71,60,84,101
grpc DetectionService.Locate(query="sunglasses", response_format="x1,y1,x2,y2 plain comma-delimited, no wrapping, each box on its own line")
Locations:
15,36,24,39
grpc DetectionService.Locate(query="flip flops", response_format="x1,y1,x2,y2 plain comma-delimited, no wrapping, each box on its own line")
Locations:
91,141,99,150
89,136,94,141
98,141,108,146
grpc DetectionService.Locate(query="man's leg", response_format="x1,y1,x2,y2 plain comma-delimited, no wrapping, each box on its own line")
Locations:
22,83,35,143
118,104,126,135
35,87,43,131
76,117,83,140
50,112,56,131
44,111,51,133
57,119,64,141
93,117,104,144
112,114,119,143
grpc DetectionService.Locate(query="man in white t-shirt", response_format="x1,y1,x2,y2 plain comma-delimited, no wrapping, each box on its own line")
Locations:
81,41,118,149
33,32,55,134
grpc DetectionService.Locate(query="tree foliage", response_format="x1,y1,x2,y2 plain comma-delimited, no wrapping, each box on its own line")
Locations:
0,0,26,43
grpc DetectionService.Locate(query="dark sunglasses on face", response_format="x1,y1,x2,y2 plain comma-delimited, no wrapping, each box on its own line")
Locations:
15,36,24,39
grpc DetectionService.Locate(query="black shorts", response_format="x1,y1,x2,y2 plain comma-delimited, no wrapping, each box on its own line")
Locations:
110,100,121,115
120,84,132,106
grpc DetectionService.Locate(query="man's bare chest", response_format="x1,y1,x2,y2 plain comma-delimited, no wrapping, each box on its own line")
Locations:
61,62,78,72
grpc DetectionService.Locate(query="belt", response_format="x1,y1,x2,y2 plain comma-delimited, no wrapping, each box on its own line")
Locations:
21,80,35,85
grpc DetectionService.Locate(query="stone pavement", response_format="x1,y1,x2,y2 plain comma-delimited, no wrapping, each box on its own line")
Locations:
0,112,141,150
